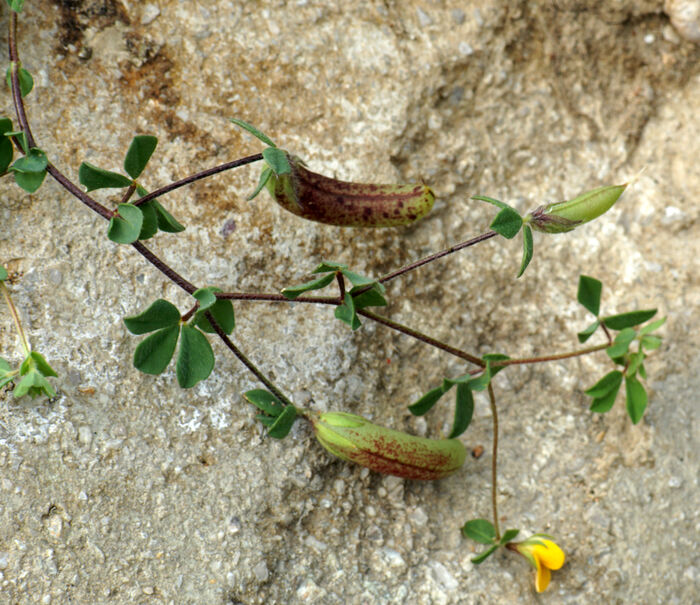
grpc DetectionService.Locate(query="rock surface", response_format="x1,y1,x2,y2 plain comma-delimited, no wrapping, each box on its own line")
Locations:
0,1,698,603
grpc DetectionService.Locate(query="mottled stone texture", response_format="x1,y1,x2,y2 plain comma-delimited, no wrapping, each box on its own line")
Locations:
0,1,698,604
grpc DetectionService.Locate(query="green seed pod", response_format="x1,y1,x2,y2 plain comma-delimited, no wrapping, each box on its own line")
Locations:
266,153,435,228
528,184,627,234
311,411,466,480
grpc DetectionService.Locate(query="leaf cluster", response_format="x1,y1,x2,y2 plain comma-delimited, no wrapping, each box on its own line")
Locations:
409,354,509,438
123,293,234,388
78,135,184,244
229,118,290,200
577,275,665,423
472,196,533,277
281,261,387,331
461,519,520,564
244,389,298,439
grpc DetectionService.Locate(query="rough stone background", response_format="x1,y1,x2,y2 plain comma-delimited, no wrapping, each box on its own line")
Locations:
0,1,698,604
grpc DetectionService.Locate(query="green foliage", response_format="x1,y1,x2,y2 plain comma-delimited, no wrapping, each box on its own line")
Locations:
577,320,600,344
137,199,159,240
267,405,298,439
126,298,215,388
0,266,7,281
409,386,446,415
281,262,387,329
5,0,25,13
335,292,361,330
5,65,33,97
79,162,132,191
13,350,58,399
133,325,180,375
463,519,496,544
230,118,277,148
262,147,291,176
5,130,27,153
410,355,507,437
0,358,15,388
462,518,520,564
472,195,523,239
244,389,298,438
124,135,158,179
0,117,14,172
107,203,143,244
625,375,647,424
124,299,181,334
281,273,336,299
449,383,474,439
603,309,657,330
578,275,602,317
194,293,235,335
176,324,214,388
586,370,623,413
584,314,664,421
518,225,533,278
135,186,185,233
11,147,47,192
247,165,272,201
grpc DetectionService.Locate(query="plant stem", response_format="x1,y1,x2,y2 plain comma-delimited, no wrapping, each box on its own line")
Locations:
489,342,610,368
133,154,264,206
377,230,499,285
1,281,31,356
358,309,484,366
205,311,295,408
487,382,500,541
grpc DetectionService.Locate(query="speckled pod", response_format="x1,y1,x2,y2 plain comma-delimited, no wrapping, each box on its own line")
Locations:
312,411,466,480
266,153,435,227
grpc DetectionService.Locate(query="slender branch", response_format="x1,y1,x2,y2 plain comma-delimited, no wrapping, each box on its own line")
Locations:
8,14,36,149
487,382,500,541
377,230,499,285
205,311,295,408
133,154,264,206
336,272,346,302
491,342,610,367
131,241,197,294
119,183,137,205
358,309,484,366
216,291,484,366
1,281,31,356
600,321,613,344
217,292,339,305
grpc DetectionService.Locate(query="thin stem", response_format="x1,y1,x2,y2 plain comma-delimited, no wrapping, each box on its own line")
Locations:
358,309,484,366
119,183,138,205
336,272,346,302
377,230,498,285
600,321,613,344
205,311,295,408
487,382,500,541
216,291,484,366
8,14,36,149
131,241,197,294
491,342,610,368
1,281,31,356
133,154,264,206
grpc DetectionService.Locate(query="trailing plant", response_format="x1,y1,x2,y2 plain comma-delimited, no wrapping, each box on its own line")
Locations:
1,3,665,594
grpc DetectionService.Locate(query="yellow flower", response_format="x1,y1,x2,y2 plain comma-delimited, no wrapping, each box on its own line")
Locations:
512,535,566,592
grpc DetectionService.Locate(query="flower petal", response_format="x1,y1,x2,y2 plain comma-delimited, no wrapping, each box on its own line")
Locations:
532,539,565,570
535,562,551,593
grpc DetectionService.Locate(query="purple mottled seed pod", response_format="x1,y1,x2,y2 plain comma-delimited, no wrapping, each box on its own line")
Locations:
265,153,435,228
311,411,466,480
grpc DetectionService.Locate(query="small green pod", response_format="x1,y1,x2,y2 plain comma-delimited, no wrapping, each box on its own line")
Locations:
311,411,466,480
528,184,627,234
266,153,435,228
